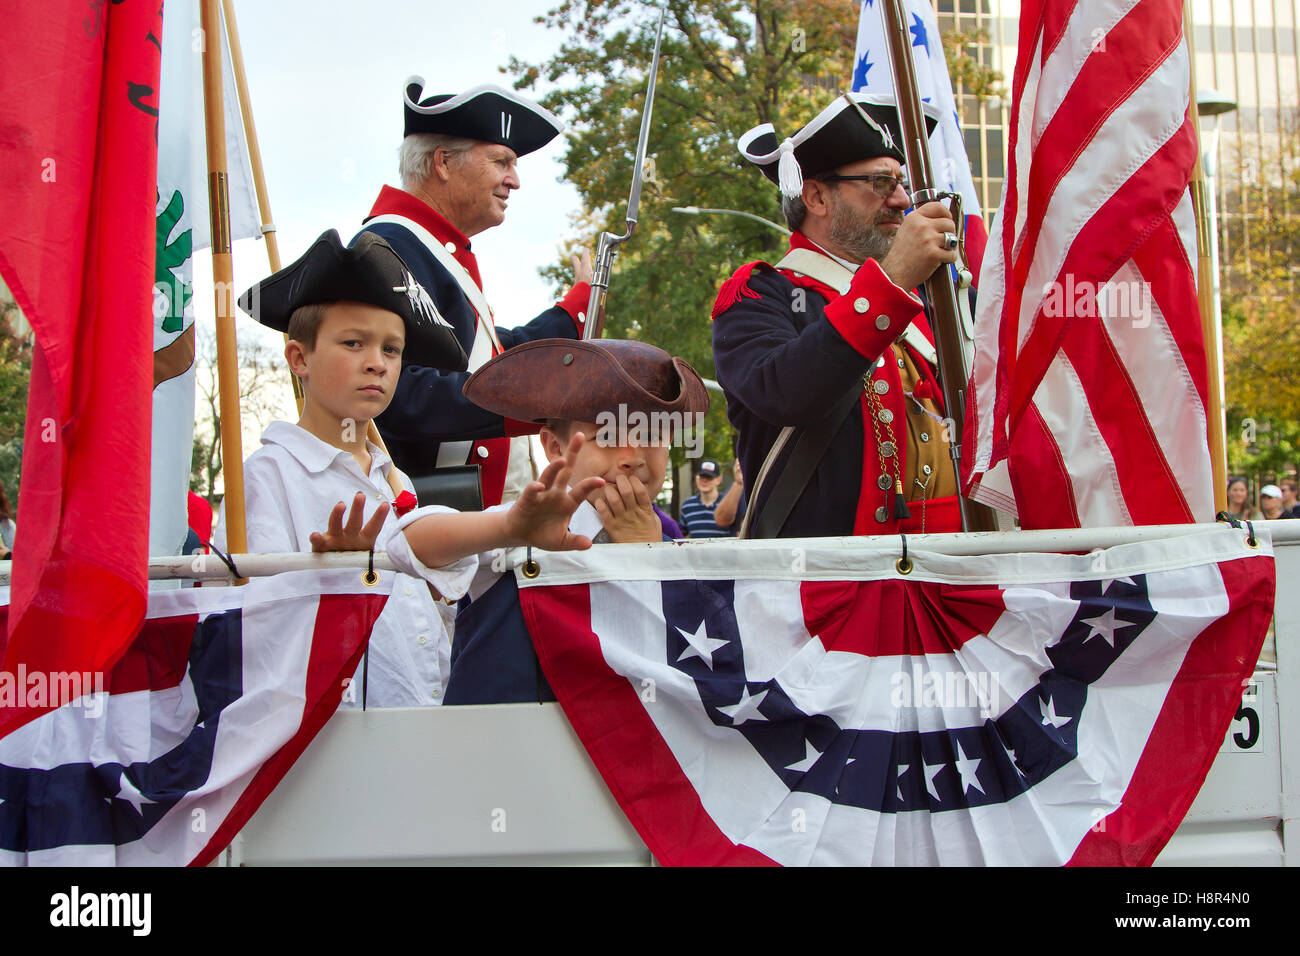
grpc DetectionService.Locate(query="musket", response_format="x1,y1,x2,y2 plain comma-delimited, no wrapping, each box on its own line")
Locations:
879,0,999,533
583,4,667,339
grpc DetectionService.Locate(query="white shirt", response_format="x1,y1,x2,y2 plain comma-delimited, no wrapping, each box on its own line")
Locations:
215,420,477,707
395,498,607,605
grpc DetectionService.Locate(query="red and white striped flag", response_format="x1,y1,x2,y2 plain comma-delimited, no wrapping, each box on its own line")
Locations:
962,0,1214,529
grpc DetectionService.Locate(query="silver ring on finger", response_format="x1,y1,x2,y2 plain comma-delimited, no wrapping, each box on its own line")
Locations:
942,232,958,251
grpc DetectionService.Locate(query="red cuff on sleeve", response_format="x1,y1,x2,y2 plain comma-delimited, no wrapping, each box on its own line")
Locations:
823,258,924,361
504,417,543,437
558,282,592,331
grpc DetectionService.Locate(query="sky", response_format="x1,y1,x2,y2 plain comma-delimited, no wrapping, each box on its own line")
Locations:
203,0,591,359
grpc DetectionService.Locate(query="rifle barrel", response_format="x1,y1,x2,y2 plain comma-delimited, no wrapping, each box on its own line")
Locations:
583,5,667,339
880,0,999,532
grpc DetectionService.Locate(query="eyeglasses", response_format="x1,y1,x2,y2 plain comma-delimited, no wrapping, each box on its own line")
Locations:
820,173,910,197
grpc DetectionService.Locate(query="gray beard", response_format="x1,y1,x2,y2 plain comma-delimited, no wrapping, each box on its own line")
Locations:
828,194,900,263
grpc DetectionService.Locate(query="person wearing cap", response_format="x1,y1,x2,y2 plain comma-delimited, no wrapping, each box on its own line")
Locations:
680,459,744,538
353,78,594,511
220,230,602,708
1259,484,1289,520
375,337,709,705
712,92,961,538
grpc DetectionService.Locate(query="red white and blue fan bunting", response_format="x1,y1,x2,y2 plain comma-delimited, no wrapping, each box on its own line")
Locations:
0,570,386,866
517,527,1273,866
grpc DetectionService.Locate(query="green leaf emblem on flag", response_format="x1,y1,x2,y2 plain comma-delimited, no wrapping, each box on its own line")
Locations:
155,188,193,333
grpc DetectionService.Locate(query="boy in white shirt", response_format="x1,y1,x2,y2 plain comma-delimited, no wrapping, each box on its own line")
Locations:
217,230,602,707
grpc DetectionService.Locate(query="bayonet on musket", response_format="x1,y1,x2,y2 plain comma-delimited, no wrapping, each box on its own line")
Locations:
583,4,667,339
878,0,999,533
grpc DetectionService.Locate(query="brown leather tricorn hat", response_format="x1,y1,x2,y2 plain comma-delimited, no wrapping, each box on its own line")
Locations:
463,338,709,423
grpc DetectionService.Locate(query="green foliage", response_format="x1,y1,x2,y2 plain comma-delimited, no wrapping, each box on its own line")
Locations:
513,1,858,482
0,295,30,513
0,441,20,516
512,1,1002,491
1219,115,1300,484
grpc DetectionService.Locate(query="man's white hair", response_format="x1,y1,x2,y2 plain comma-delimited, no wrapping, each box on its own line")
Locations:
399,133,477,190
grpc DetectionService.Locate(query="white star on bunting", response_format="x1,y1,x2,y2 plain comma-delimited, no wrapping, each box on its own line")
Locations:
953,741,984,796
113,769,157,817
785,739,823,774
718,686,768,725
675,621,729,670
923,755,946,802
1079,607,1136,648
1039,693,1072,729
1100,574,1137,591
896,762,911,801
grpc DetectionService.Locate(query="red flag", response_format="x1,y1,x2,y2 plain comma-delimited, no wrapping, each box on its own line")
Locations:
0,2,162,735
962,0,1214,529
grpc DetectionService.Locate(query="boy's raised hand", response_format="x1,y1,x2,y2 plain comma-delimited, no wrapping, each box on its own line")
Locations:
310,492,390,553
591,473,661,543
507,431,604,551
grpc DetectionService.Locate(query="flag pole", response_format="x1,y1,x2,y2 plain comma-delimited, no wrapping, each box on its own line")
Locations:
220,0,407,502
1183,3,1229,515
200,0,248,569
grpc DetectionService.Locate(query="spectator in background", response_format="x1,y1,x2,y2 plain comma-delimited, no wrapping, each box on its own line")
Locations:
1281,480,1300,518
1226,477,1262,521
680,459,744,538
1259,484,1287,520
0,479,14,560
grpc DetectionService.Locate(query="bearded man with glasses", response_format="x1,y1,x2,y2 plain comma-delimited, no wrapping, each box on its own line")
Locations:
712,92,964,538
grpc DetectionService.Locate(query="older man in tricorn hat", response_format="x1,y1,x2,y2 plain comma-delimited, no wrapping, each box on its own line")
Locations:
353,78,593,510
712,91,963,538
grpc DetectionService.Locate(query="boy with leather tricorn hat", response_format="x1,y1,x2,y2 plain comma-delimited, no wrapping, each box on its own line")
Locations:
217,230,606,708
352,336,709,705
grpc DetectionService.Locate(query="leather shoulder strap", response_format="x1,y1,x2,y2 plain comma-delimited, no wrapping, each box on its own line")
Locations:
746,384,862,539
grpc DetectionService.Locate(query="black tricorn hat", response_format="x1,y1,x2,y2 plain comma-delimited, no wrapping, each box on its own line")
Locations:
463,339,709,423
403,77,564,157
237,229,468,372
738,92,941,198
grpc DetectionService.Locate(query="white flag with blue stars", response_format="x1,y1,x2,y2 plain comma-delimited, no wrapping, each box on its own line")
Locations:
853,0,987,269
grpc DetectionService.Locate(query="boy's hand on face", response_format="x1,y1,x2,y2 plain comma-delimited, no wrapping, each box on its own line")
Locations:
507,431,605,551
591,474,661,543
310,492,390,552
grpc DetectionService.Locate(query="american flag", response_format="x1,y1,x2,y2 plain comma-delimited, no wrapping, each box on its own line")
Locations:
962,0,1214,528
518,528,1272,865
0,570,386,866
852,0,989,278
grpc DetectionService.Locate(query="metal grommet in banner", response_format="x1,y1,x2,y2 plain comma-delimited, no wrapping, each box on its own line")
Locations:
521,545,541,579
896,532,911,574
1245,520,1259,548
362,549,379,586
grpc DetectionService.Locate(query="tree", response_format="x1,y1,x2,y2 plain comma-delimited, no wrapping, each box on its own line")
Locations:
190,326,294,506
511,1,1000,509
0,286,32,511
1218,113,1300,484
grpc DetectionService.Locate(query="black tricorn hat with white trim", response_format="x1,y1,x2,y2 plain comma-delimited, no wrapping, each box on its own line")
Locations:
738,92,941,199
403,77,565,156
237,229,468,372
